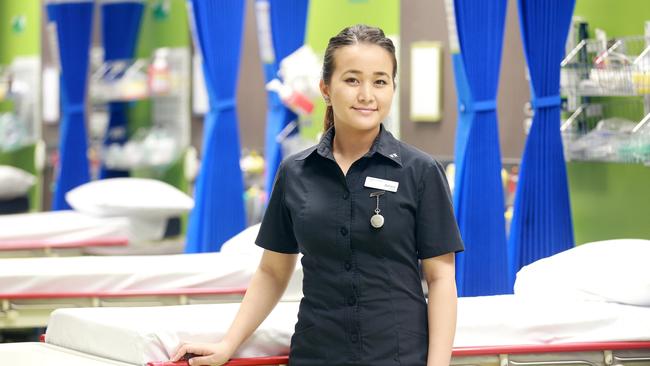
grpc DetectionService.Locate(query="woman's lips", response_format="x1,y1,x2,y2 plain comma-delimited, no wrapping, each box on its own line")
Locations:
352,107,377,115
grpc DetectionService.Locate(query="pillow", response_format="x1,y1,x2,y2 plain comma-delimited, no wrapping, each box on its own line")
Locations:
0,165,36,200
66,178,193,218
514,239,650,306
220,223,262,255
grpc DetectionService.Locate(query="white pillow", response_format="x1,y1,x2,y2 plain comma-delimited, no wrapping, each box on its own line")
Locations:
0,165,36,200
514,239,650,306
65,178,194,218
220,223,263,255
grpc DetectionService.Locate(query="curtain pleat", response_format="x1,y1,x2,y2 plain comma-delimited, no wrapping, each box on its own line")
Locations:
185,0,247,252
508,0,576,285
452,0,509,296
47,1,94,210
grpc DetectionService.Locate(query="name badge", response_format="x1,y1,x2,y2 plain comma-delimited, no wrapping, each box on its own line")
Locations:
364,176,399,192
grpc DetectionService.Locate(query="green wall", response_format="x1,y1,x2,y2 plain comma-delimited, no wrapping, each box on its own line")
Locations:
0,1,41,64
568,162,650,244
302,0,399,138
135,0,190,57
0,0,42,210
574,0,650,38
0,0,40,113
305,0,399,52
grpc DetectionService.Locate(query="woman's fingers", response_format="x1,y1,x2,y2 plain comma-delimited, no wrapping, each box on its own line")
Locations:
171,343,207,362
170,342,231,365
170,344,188,362
187,354,223,366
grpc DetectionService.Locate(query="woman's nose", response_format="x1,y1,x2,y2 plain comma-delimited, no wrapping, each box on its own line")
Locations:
357,83,373,103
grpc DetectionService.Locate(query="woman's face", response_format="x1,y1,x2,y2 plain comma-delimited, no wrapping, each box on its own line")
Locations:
321,43,395,133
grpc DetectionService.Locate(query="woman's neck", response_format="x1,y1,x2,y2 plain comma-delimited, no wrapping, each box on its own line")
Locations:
332,124,380,174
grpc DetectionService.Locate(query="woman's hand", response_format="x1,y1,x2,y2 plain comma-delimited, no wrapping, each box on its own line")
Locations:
170,341,235,366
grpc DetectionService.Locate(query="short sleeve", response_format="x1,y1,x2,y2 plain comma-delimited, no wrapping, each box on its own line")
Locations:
415,160,464,259
255,162,299,254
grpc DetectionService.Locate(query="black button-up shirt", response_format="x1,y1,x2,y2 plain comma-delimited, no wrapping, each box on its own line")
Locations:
256,125,464,366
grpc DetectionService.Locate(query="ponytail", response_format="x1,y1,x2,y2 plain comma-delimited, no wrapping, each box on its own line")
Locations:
324,105,334,131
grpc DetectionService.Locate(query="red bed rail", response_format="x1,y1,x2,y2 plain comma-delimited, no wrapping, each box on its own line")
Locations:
0,236,129,251
145,341,650,366
147,356,290,366
0,287,247,300
452,341,650,356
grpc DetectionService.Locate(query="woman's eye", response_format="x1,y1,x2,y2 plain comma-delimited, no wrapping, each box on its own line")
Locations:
345,78,359,84
375,79,388,86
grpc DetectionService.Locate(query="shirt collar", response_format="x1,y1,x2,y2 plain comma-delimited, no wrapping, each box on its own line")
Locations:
295,124,402,167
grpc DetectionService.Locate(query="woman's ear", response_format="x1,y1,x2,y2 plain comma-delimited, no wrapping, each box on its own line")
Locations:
319,79,330,105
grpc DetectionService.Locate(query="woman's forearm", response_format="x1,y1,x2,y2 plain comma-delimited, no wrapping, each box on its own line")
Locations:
220,251,297,355
426,277,458,366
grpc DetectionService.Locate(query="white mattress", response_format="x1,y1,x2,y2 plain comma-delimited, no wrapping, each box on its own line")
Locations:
454,294,650,346
45,295,650,365
0,210,130,245
0,252,304,301
46,302,298,365
0,342,133,366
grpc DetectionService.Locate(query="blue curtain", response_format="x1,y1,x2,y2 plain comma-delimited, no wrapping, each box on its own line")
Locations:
47,1,94,210
259,0,309,198
452,0,509,296
99,1,144,179
450,53,470,295
508,0,576,285
186,0,246,253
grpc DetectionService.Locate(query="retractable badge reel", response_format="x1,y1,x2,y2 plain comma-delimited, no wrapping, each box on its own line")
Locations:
369,191,385,229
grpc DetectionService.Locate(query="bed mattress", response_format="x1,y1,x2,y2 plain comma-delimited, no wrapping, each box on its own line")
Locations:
46,302,298,365
45,295,650,365
0,252,303,301
0,210,130,245
0,342,134,366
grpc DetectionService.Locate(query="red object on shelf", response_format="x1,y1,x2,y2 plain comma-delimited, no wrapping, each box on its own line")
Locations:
284,91,313,115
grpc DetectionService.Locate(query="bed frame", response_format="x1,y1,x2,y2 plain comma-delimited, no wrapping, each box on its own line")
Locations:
146,342,650,366
0,237,129,258
0,287,247,329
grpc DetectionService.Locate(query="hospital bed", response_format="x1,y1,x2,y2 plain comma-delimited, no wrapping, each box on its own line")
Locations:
0,210,130,258
0,342,288,366
0,177,195,258
4,343,649,366
2,238,643,366
14,294,648,366
0,342,133,366
0,224,304,329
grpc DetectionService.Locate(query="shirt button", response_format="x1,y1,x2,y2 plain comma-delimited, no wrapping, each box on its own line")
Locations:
350,332,359,343
344,261,352,271
347,295,356,306
340,227,348,236
343,191,349,200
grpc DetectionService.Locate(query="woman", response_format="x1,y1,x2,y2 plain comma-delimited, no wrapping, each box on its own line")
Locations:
172,24,464,366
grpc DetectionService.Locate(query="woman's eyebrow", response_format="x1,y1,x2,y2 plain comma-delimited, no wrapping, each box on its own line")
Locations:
341,69,390,77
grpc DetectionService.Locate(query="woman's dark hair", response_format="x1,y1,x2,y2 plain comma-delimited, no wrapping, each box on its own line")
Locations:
322,24,397,131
